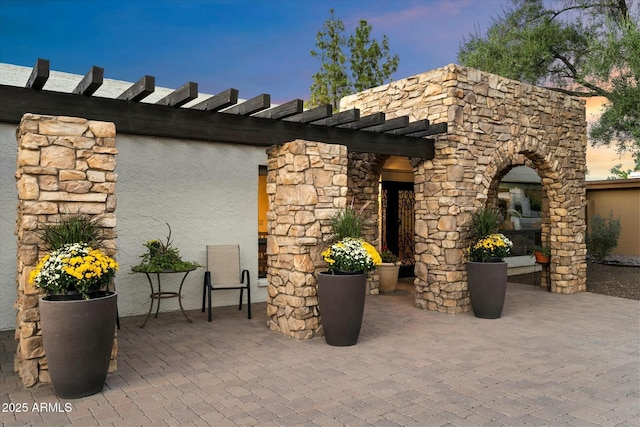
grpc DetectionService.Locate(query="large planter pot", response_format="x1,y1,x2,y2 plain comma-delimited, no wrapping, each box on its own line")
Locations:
466,261,507,319
377,263,401,294
317,272,366,346
39,292,117,398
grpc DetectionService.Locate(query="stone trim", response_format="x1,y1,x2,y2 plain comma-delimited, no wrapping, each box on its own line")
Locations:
14,113,118,387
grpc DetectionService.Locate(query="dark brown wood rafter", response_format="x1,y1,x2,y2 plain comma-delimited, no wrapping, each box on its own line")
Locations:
338,112,385,129
156,82,198,107
311,108,359,126
387,119,429,135
408,122,448,137
283,104,332,123
117,75,155,102
26,58,49,90
1,60,450,159
72,66,103,96
191,88,239,111
222,94,270,115
252,99,303,119
363,116,409,132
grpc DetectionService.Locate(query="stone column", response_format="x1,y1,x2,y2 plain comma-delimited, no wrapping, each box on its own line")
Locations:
15,114,118,387
265,140,347,339
347,152,387,293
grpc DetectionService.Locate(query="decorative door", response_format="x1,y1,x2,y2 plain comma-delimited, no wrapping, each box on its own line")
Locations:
381,181,415,277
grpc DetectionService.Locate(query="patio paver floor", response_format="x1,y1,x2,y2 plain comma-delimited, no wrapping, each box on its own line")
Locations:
1,281,638,426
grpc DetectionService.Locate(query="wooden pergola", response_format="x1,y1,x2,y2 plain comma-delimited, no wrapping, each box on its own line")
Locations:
0,59,446,158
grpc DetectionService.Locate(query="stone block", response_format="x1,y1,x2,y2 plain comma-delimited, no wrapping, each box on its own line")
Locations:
40,145,75,169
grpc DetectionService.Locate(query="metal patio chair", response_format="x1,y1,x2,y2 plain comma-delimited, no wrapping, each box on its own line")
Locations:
202,245,251,322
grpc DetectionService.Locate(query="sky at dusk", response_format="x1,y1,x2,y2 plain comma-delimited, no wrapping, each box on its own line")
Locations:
1,0,509,102
0,0,635,179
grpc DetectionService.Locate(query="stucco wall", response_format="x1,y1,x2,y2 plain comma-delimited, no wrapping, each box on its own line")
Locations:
0,123,17,331
586,180,640,256
0,123,269,331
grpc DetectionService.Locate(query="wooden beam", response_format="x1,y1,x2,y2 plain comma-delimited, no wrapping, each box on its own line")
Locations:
0,85,434,158
363,116,409,132
283,104,332,123
407,122,448,137
387,119,430,135
72,66,103,96
338,112,385,129
311,108,359,126
156,82,198,107
190,88,239,111
26,58,49,90
117,75,155,102
252,99,303,119
223,94,270,115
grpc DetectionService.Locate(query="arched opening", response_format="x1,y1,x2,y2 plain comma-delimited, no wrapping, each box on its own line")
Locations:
496,165,544,275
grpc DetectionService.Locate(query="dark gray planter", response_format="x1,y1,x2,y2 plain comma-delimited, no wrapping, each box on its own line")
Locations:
466,261,507,319
317,272,366,346
39,292,117,398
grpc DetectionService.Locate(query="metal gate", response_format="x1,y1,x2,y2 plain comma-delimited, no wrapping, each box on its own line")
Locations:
381,181,415,277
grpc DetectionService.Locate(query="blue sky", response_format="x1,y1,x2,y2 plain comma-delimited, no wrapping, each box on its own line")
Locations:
0,0,509,103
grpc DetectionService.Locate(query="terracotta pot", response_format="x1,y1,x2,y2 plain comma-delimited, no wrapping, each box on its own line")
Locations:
39,292,117,398
377,263,400,294
317,272,366,346
466,261,507,319
534,252,550,264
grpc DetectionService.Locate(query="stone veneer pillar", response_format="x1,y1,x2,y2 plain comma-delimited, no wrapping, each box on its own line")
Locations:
14,113,118,387
342,64,588,313
347,152,387,293
265,140,347,339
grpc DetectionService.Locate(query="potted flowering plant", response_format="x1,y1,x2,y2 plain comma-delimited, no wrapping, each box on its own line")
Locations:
530,244,551,263
31,242,118,299
321,237,381,274
317,206,381,346
378,249,401,294
132,223,201,273
466,207,513,319
31,215,119,398
468,233,513,263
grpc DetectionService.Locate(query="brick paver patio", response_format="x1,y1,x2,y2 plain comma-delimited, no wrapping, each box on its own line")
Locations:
1,281,638,426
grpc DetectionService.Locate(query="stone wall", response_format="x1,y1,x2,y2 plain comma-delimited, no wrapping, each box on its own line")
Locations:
14,114,118,387
265,140,347,339
342,64,587,313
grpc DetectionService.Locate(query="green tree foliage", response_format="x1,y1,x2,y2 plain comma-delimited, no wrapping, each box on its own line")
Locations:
458,0,640,168
309,9,349,110
309,9,399,110
608,163,632,179
348,20,399,92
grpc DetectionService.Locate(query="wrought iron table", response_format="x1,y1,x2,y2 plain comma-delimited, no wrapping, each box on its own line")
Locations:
132,267,196,328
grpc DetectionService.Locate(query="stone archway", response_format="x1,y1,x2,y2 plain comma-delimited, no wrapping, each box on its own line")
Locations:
341,64,587,313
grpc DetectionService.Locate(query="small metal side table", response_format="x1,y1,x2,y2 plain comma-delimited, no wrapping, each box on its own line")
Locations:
132,267,196,328
533,261,551,292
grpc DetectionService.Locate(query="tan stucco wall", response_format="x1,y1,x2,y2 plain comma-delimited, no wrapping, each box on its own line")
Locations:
586,179,640,255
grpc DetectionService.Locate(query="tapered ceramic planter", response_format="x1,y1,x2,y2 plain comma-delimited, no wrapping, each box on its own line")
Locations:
317,272,366,346
466,262,507,319
377,263,401,294
39,292,117,398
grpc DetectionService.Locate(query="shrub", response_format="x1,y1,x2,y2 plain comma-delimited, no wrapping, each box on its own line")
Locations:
587,211,622,263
